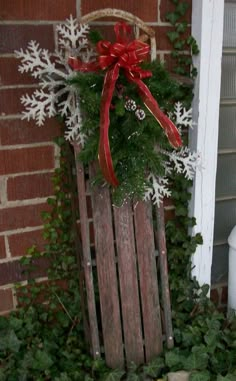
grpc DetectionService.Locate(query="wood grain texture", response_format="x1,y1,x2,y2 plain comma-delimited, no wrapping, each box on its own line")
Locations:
73,144,100,359
113,201,144,364
134,201,163,361
90,163,124,368
156,204,174,349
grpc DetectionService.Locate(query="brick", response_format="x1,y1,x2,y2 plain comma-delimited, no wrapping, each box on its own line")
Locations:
7,173,53,201
160,0,192,23
0,236,6,259
210,288,219,305
0,119,61,146
0,203,50,233
163,53,178,73
164,208,175,222
0,25,54,54
0,288,14,312
8,229,44,257
0,257,50,286
0,87,36,116
81,0,158,22
0,145,55,175
0,0,76,21
0,57,36,86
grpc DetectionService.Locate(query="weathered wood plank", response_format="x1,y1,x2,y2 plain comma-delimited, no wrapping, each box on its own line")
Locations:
73,144,100,359
156,204,174,349
89,163,124,368
113,201,144,364
134,201,163,361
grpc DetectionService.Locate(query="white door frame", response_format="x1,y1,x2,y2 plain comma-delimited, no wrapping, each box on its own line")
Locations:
190,0,224,286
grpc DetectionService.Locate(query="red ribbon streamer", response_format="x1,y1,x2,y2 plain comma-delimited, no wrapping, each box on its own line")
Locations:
69,22,182,187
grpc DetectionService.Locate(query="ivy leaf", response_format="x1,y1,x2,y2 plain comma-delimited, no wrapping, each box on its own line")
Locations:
143,356,165,377
104,369,126,381
184,347,209,371
0,369,6,381
165,351,183,368
9,317,23,331
165,12,179,25
31,350,54,371
217,375,236,381
190,370,211,381
167,31,180,42
176,22,187,33
0,330,21,353
200,285,210,297
176,2,189,16
126,372,140,381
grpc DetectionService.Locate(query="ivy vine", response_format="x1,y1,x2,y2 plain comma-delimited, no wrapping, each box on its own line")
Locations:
165,0,199,78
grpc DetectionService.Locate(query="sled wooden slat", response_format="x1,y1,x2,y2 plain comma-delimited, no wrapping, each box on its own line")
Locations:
156,204,174,349
89,163,124,368
73,144,100,359
113,201,144,364
134,201,163,361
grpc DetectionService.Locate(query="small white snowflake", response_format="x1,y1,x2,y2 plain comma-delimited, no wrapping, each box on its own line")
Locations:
173,101,192,129
15,16,96,144
144,174,171,206
166,147,200,180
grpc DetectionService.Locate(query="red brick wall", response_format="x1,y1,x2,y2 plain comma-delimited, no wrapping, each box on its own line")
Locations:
0,0,191,314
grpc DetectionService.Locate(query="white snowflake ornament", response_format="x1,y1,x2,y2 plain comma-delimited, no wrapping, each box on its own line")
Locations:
173,101,193,129
15,16,96,146
144,175,171,206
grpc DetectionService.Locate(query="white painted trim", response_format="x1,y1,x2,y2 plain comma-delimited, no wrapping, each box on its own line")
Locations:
189,0,224,286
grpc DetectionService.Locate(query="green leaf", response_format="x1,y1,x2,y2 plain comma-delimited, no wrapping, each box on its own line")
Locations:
167,31,180,42
165,12,179,25
217,375,236,381
184,347,209,371
165,351,183,368
31,350,54,371
126,372,140,381
176,2,189,16
143,356,165,377
104,369,126,381
0,369,6,381
176,22,187,33
0,330,21,353
190,370,211,381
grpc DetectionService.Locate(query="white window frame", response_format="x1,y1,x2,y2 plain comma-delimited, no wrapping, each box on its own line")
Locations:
190,0,224,286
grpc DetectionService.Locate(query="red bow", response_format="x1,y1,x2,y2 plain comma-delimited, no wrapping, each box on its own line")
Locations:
69,22,182,187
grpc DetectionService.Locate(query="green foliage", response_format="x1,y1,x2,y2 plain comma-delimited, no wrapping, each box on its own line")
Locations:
0,138,108,380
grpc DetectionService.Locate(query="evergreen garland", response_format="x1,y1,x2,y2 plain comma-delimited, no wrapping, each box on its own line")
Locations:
68,61,193,205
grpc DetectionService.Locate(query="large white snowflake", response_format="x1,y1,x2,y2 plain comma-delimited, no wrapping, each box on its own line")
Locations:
144,103,200,206
15,15,96,145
